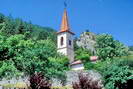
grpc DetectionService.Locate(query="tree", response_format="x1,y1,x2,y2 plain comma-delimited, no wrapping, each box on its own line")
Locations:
96,34,128,60
0,60,21,79
103,65,133,89
75,47,91,62
0,13,70,80
45,56,69,81
0,13,5,23
129,46,133,51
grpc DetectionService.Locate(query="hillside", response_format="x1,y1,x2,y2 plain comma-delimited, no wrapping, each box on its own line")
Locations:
0,13,56,41
0,13,132,89
0,13,70,81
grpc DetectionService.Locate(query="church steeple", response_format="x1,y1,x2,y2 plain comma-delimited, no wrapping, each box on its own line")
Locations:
60,9,70,32
58,8,74,35
57,3,75,63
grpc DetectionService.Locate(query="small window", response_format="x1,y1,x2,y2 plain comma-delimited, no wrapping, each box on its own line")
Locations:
61,37,64,46
69,40,71,46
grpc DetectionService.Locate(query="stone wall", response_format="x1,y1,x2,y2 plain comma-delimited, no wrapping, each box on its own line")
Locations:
0,70,103,88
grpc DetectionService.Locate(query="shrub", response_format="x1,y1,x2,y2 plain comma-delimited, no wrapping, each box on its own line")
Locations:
93,58,133,89
116,58,133,70
0,60,21,79
84,62,95,70
29,72,51,89
103,65,133,89
75,47,91,62
72,73,102,89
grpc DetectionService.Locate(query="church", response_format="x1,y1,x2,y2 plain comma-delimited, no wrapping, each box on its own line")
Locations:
57,7,84,70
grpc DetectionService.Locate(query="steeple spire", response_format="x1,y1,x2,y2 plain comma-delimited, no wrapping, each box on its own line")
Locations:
60,9,70,32
57,1,75,63
58,4,74,35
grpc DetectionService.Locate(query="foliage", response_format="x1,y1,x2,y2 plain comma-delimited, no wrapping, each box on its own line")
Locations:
46,56,69,78
0,13,70,80
94,58,133,89
103,65,133,89
75,47,91,62
72,73,102,89
0,33,69,80
0,60,21,79
129,46,133,51
96,34,128,60
29,72,51,89
84,62,95,70
73,37,80,51
0,13,56,41
116,58,133,70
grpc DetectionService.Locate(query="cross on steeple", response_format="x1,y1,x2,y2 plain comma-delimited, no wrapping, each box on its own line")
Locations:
57,1,75,63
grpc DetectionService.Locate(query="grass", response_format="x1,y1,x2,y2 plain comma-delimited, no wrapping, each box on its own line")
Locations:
1,82,29,88
1,82,73,89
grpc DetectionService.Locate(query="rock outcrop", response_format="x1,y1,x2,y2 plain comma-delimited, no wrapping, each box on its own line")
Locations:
76,32,96,54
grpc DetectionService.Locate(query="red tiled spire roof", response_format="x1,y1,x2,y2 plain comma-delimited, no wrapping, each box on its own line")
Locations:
60,9,69,32
58,9,74,35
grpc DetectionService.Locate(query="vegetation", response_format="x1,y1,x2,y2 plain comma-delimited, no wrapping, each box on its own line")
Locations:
89,58,133,89
129,46,133,51
72,73,102,89
100,59,133,89
103,65,132,89
29,72,51,89
0,60,21,79
0,13,56,40
0,12,133,89
75,47,91,62
0,13,69,81
96,34,128,60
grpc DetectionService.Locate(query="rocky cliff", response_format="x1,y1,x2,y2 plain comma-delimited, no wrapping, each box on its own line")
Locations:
76,32,96,54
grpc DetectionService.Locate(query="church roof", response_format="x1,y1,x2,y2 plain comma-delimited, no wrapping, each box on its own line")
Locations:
57,9,74,35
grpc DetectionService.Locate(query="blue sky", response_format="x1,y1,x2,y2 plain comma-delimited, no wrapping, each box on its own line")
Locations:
0,0,133,46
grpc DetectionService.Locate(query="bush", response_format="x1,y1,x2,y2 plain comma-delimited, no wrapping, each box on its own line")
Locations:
75,47,91,62
72,73,102,89
116,58,133,70
84,62,95,70
45,56,69,85
0,60,21,79
92,58,133,89
103,64,133,89
29,72,51,89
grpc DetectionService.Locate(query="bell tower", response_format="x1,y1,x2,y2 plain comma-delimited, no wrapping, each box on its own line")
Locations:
57,7,75,63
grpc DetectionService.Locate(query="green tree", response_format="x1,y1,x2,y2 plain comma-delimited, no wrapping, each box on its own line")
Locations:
129,46,133,51
0,60,21,79
96,34,128,60
75,47,91,62
103,65,133,89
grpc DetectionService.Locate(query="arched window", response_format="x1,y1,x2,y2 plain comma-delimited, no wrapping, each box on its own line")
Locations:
61,37,64,46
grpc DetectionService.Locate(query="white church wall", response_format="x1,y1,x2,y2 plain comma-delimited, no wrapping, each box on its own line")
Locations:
57,48,67,55
57,32,74,63
71,64,84,70
57,32,67,49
